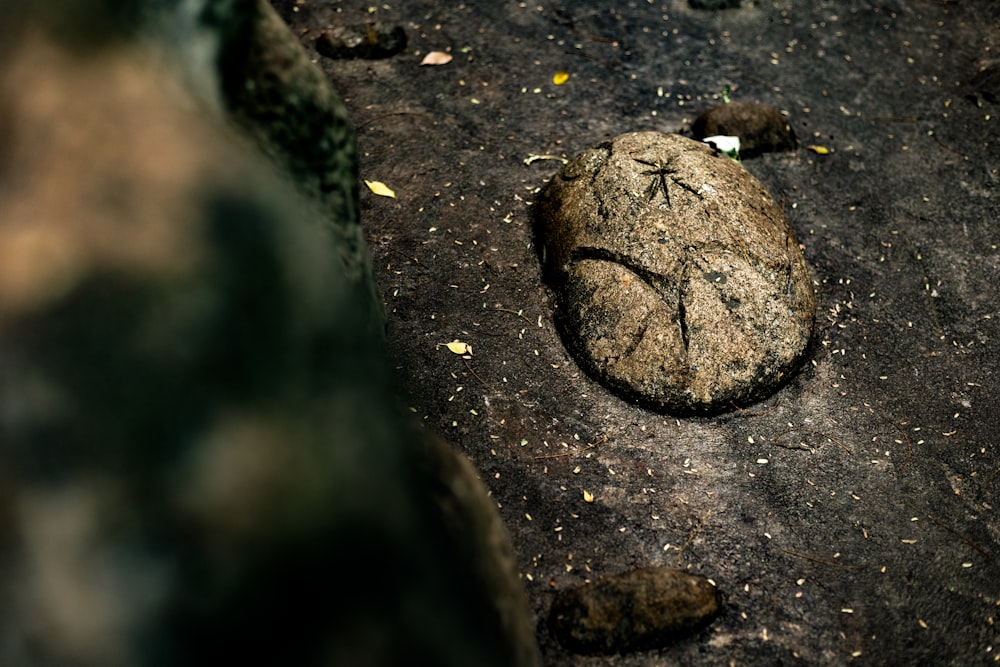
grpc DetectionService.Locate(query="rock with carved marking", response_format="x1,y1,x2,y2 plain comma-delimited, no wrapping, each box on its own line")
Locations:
537,132,815,415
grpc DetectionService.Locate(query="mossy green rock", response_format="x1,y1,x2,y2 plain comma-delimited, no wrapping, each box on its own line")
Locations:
538,132,815,414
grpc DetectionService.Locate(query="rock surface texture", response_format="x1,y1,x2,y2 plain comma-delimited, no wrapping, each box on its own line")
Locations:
548,567,720,655
538,132,815,414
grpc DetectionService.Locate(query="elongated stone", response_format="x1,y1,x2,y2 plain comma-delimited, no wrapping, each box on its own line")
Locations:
537,132,815,414
548,567,721,655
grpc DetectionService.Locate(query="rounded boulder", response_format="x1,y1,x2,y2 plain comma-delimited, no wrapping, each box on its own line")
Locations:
537,132,815,415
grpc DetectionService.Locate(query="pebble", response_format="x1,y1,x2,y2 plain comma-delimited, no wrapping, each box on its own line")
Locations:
688,0,742,9
971,63,999,104
315,23,407,60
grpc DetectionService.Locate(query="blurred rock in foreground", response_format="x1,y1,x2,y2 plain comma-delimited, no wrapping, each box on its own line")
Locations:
0,1,538,665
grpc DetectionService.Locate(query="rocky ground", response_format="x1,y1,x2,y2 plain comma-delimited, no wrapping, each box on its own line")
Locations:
278,1,998,663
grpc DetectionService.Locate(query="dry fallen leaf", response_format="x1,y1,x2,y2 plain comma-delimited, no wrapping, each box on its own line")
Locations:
364,180,396,198
553,70,569,85
420,51,453,66
445,340,472,355
523,154,569,165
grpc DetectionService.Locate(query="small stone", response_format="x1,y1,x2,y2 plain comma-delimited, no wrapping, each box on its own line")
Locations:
688,0,741,9
315,23,407,60
548,567,721,655
537,132,815,415
970,62,999,104
691,101,797,158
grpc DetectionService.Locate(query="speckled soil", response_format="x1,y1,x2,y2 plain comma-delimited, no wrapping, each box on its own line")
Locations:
278,1,999,664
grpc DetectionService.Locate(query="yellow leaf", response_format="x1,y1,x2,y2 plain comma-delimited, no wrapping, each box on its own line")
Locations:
364,180,396,198
420,51,453,66
553,70,570,85
807,145,830,155
445,340,471,355
583,490,594,503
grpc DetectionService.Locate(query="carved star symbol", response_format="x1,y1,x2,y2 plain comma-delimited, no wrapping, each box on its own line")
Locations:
633,158,702,207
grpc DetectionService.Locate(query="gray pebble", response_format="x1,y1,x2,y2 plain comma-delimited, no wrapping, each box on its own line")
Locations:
548,566,721,655
538,132,815,414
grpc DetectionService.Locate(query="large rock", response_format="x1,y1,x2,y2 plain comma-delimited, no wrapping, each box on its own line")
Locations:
537,132,815,414
0,2,537,666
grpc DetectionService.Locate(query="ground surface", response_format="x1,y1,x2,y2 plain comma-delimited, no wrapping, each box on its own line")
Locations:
279,1,998,663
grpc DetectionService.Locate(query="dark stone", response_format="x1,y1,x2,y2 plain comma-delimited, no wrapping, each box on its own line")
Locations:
688,0,741,9
537,132,815,415
691,101,797,158
970,62,999,104
548,567,721,655
315,23,407,60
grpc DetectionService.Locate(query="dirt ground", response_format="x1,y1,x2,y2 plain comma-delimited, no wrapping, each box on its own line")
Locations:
279,1,998,663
